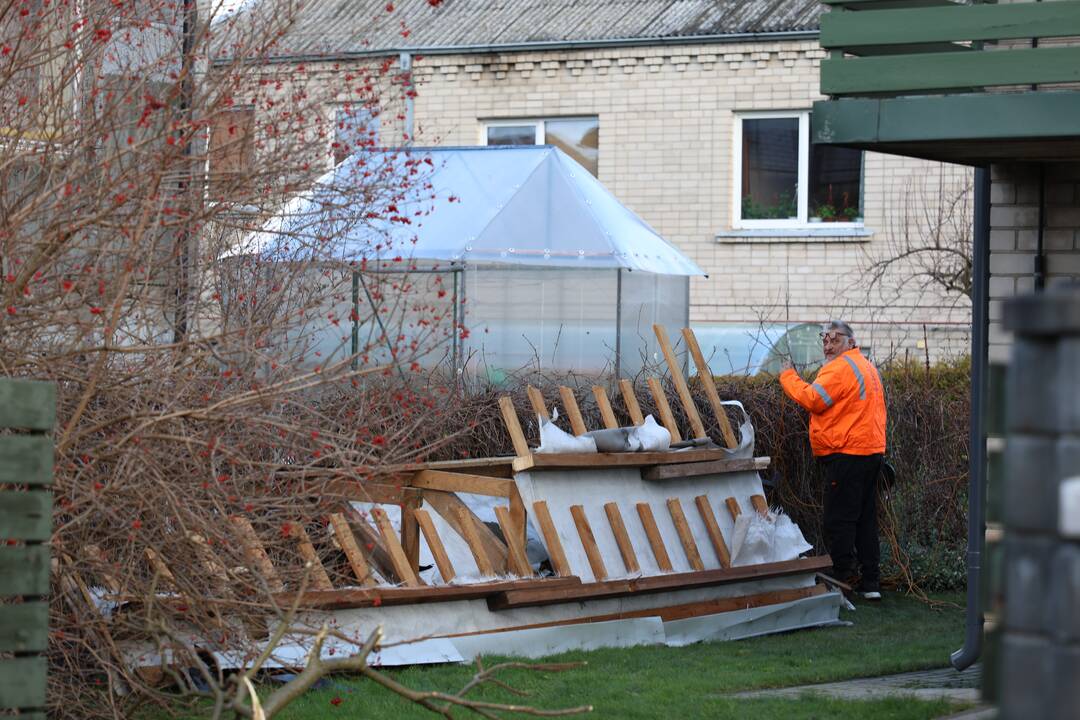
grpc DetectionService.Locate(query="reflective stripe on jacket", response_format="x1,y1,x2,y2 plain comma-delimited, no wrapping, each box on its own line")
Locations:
779,348,887,457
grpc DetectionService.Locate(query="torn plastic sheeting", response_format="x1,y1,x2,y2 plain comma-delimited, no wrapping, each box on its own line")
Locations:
450,616,665,661
252,637,464,669
729,510,813,567
662,592,844,647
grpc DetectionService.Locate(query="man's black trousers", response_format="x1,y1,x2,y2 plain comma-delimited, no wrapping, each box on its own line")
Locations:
820,452,883,589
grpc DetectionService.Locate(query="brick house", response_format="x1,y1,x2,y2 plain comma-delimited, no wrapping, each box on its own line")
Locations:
216,0,973,371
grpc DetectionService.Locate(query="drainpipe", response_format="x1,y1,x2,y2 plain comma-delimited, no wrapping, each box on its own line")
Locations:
951,165,991,671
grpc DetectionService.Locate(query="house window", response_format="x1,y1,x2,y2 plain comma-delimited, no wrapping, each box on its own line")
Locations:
333,102,380,164
734,111,863,227
207,106,255,198
482,117,599,176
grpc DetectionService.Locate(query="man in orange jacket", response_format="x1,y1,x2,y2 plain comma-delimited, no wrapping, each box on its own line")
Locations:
779,320,887,601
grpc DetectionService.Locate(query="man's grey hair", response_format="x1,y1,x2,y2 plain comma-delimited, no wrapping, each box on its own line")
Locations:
825,320,856,342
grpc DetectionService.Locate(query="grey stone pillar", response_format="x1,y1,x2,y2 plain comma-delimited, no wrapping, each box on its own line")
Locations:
999,285,1080,719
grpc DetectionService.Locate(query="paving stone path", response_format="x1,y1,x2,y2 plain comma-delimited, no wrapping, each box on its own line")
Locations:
733,664,982,703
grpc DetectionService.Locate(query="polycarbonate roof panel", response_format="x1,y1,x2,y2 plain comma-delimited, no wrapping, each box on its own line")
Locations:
215,0,822,59
235,145,704,275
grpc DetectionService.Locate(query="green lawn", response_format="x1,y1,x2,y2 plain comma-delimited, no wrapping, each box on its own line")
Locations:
150,592,970,719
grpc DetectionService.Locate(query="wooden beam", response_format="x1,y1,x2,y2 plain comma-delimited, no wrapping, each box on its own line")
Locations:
618,379,645,426
513,447,732,472
653,325,707,439
490,555,834,610
413,509,455,584
370,508,420,587
681,327,739,448
750,494,770,517
642,456,770,482
144,547,175,584
592,386,619,429
569,505,607,581
230,516,284,592
531,500,571,577
724,497,742,522
328,513,377,588
694,496,732,569
401,495,422,573
341,505,402,584
498,395,531,458
451,502,497,577
508,484,527,548
410,469,514,497
290,524,334,591
278,575,584,610
647,377,682,444
635,502,673,572
494,505,534,577
666,498,704,571
603,503,640,574
526,385,549,420
422,490,508,573
558,386,588,436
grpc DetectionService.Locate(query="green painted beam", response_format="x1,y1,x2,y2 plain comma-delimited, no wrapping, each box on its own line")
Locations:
0,656,47,709
822,45,1080,94
0,379,55,431
0,491,52,541
822,0,981,8
0,436,53,486
0,546,50,596
0,603,48,652
814,92,1080,144
822,1,1080,48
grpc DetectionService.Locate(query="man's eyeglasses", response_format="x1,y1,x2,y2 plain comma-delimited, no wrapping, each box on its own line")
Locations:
819,332,850,343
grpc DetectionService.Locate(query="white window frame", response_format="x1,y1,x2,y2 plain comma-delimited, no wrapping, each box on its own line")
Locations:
481,118,544,145
733,110,863,230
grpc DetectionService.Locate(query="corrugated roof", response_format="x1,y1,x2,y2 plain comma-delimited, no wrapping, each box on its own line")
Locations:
221,0,821,59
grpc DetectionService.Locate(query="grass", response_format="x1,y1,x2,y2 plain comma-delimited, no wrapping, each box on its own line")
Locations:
147,592,970,720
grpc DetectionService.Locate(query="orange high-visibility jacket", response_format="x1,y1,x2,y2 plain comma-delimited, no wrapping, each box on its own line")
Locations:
779,348,887,457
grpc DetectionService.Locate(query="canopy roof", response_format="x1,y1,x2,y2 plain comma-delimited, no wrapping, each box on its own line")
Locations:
239,145,704,276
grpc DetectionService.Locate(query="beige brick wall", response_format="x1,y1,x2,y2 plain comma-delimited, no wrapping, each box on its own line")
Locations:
245,40,976,364
988,163,1080,363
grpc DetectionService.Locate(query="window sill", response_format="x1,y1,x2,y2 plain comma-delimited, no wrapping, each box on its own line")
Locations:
716,226,874,243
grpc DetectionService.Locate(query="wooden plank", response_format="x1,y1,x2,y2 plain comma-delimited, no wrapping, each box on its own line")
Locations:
666,498,704,571
531,500,571,577
647,377,682,443
0,602,48,652
526,385,549,420
144,548,176,584
0,436,53,486
750,494,770,517
0,379,55,430
410,470,513,497
498,395,531,458
682,327,739,449
230,516,284,592
290,524,334,591
494,505,534,577
592,386,619,429
694,496,732,569
0,656,47,708
323,478,407,505
725,497,742,521
84,544,122,593
490,555,834,610
635,502,673,572
642,456,770,482
2,547,50,602
513,447,732,472
371,508,420,587
569,505,607,581
328,513,377,588
413,509,455,583
410,456,516,476
341,505,402,584
279,576,583,610
822,45,1080,96
450,502,497,577
821,2,1080,49
401,495,422,572
653,325,706,439
508,483,527,548
0,491,51,541
558,386,588,436
422,490,508,573
603,503,639,574
618,379,645,426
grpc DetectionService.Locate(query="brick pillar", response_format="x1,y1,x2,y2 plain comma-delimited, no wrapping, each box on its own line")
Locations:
997,287,1080,719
